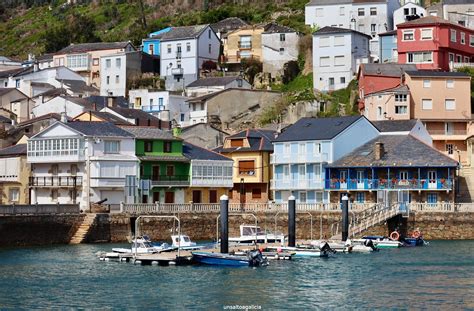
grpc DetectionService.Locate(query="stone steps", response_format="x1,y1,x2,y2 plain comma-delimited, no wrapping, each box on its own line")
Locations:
70,214,96,244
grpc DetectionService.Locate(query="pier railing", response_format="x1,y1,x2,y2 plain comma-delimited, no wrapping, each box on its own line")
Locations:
409,203,474,212
0,204,80,215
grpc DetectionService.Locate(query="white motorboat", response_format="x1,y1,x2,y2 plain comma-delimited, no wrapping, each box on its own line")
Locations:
355,236,403,249
346,239,377,253
170,234,205,250
229,225,285,244
112,236,172,254
307,240,352,253
267,242,335,258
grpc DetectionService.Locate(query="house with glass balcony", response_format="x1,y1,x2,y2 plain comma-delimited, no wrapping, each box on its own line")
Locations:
271,116,379,203
27,121,138,211
123,127,190,204
325,134,458,205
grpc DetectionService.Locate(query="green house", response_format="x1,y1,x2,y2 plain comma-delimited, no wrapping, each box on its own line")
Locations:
124,127,190,203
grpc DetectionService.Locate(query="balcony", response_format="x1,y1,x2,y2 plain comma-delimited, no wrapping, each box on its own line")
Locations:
29,176,83,188
271,153,329,164
141,175,190,187
271,179,324,190
27,149,85,163
142,105,164,113
427,129,468,140
238,41,252,49
325,178,453,191
450,62,474,71
191,177,233,188
171,67,183,75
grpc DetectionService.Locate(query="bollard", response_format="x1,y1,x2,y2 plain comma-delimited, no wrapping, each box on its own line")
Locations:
341,195,349,242
220,194,229,253
288,195,296,247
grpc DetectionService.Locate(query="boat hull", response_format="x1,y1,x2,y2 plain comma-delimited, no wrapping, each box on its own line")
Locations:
192,252,251,267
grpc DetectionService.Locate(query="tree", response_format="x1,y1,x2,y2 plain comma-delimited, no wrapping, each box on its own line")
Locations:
241,58,262,85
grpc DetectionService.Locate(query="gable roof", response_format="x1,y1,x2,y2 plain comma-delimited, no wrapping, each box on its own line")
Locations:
160,25,210,42
0,88,27,97
263,23,297,34
105,106,164,123
329,134,458,168
371,120,417,133
61,79,98,94
181,122,230,135
186,76,246,88
121,126,178,140
64,121,135,137
211,17,248,33
183,142,232,161
274,116,363,142
0,144,27,157
73,111,132,125
405,71,470,78
56,42,132,54
366,84,409,96
359,63,418,77
215,129,276,152
313,26,371,39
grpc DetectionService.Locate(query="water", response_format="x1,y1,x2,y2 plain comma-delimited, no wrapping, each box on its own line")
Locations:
0,241,473,309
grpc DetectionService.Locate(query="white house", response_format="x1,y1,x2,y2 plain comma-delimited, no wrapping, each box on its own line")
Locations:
185,76,251,97
426,0,474,29
305,0,400,59
159,24,221,91
393,3,426,29
31,96,95,119
312,26,371,91
99,52,141,97
261,23,300,77
128,89,190,127
27,121,138,211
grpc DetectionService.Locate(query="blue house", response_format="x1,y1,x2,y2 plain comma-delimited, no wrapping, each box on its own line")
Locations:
271,116,379,203
379,30,398,63
142,27,172,56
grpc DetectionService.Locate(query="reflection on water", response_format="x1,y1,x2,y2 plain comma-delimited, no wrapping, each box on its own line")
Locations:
0,241,473,309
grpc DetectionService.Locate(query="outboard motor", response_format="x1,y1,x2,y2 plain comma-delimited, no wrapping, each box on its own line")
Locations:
320,242,337,254
364,239,378,251
248,249,268,267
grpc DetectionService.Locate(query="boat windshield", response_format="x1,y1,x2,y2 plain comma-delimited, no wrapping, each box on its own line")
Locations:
183,236,191,242
241,226,265,236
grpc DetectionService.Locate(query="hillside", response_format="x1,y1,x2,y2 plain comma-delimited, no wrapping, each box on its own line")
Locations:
0,0,309,59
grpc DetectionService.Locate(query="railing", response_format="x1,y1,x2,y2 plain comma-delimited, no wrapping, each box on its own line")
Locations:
223,55,260,63
325,178,453,191
428,129,467,136
271,153,329,164
171,67,183,75
450,62,474,70
409,203,474,212
238,41,252,49
140,175,189,186
271,179,324,190
348,204,401,238
141,105,164,113
0,175,19,182
0,204,80,215
29,176,83,187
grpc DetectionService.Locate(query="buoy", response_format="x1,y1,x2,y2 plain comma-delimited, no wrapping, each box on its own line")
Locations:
390,231,400,241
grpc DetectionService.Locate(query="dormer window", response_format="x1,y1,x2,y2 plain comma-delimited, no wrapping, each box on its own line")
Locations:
230,139,244,148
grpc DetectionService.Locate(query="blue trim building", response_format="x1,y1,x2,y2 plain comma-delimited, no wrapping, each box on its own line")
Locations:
142,27,172,56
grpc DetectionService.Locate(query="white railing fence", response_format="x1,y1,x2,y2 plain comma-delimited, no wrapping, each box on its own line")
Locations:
0,204,80,215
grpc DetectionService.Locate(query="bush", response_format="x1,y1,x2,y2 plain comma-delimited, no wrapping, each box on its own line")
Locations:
241,58,262,85
202,60,217,71
282,61,300,84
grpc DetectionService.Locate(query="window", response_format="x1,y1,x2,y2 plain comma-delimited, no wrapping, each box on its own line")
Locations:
237,79,243,87
339,7,344,16
200,103,204,110
163,141,172,153
377,106,383,120
167,44,171,54
334,55,345,66
470,35,474,47
165,165,174,177
15,79,20,88
403,30,414,41
446,80,454,88
298,143,306,154
106,59,111,68
404,8,409,15
106,76,110,85
208,29,211,39
93,58,99,66
320,56,330,67
445,99,455,110
356,192,365,203
314,164,321,180
230,139,244,147
450,29,456,42
239,160,255,175
422,99,432,110
358,8,365,16
340,77,345,84
407,51,433,63
395,105,407,114
9,188,19,202
284,143,290,154
115,75,119,83
329,77,335,87
411,8,416,15
208,44,212,54
144,141,153,152
186,43,191,52
319,37,330,47
456,55,462,63
279,48,285,55
315,8,323,17
370,24,376,33
449,53,455,63
334,36,345,46
51,189,58,202
280,33,285,41
370,7,376,15
358,24,365,33
299,191,307,203
427,193,437,204
423,79,431,88
104,141,120,154
461,32,465,44
67,54,88,69
116,58,121,68
395,94,407,102
446,143,454,155
421,28,433,40
252,188,262,199
180,114,185,122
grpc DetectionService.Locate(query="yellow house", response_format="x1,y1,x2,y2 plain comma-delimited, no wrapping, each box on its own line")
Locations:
223,24,265,64
215,129,275,204
0,141,29,204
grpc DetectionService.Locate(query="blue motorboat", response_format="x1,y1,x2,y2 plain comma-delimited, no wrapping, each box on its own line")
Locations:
403,237,427,246
192,250,268,267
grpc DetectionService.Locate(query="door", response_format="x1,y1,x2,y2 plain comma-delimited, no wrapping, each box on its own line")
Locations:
152,191,160,203
192,190,202,203
428,170,437,189
340,170,348,189
165,191,175,203
377,190,388,208
356,170,364,189
152,166,160,181
445,122,453,135
299,192,307,203
209,190,217,203
298,165,306,187
398,190,410,213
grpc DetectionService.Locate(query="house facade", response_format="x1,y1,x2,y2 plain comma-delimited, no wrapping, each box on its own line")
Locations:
397,16,474,71
27,121,138,211
363,85,411,120
31,96,95,119
312,27,371,91
261,23,300,77
427,0,474,29
99,51,143,97
142,27,172,56
0,88,31,123
223,25,265,65
379,30,398,63
0,143,29,204
271,116,379,203
160,25,221,91
215,129,276,204
393,3,427,28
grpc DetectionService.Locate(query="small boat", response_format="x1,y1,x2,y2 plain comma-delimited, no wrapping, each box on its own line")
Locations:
229,225,285,244
170,234,206,250
267,242,335,258
359,236,403,249
402,229,428,246
347,239,378,253
192,250,269,267
112,235,172,254
306,240,352,253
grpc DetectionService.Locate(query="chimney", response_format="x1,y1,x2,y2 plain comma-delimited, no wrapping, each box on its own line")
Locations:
374,142,384,160
107,97,114,107
60,112,68,123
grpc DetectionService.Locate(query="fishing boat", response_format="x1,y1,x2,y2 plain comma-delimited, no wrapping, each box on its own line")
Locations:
267,242,335,258
228,225,285,244
112,235,172,254
191,250,269,267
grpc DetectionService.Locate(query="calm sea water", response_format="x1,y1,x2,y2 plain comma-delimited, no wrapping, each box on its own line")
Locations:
0,241,473,309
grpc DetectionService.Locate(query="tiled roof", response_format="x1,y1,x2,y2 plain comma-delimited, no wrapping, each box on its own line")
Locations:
313,26,371,38
66,121,135,137
329,135,458,168
211,17,248,33
0,88,18,97
62,96,95,109
186,76,245,87
367,84,409,96
405,71,470,78
263,23,297,34
121,126,178,140
215,129,276,152
106,106,163,122
274,116,362,142
0,67,30,78
35,88,68,98
181,122,229,135
0,144,27,157
86,96,129,109
138,155,189,162
307,0,385,5
56,42,132,54
443,0,472,4
397,16,469,28
160,25,209,42
183,142,232,161
36,53,54,61
371,120,417,132
360,63,418,77
61,79,98,94
0,115,11,123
